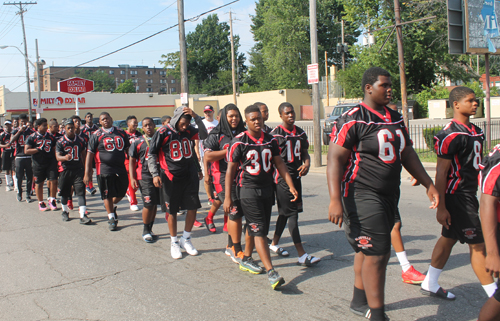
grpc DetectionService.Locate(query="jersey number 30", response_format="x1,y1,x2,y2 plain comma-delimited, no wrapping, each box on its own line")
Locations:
377,129,406,163
246,149,272,175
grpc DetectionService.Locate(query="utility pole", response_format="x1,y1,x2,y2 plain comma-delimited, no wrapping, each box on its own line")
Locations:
341,20,345,71
4,1,37,121
325,51,329,106
394,0,409,126
310,0,321,167
485,54,491,150
177,0,189,106
229,10,237,104
35,38,41,117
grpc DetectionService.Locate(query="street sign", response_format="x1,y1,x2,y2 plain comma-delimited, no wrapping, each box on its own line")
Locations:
180,92,188,105
58,77,94,95
307,63,319,84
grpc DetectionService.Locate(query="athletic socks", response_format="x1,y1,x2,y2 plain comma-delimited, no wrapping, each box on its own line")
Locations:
368,307,385,321
483,282,498,297
396,251,411,273
61,204,69,212
298,253,309,264
233,242,242,254
107,213,115,220
79,206,86,218
171,236,178,243
182,230,191,239
422,265,456,299
207,211,214,220
143,223,151,235
350,286,368,309
227,235,233,247
5,174,12,185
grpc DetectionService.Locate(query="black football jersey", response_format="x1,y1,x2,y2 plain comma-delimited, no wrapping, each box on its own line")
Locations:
81,123,99,136
88,127,130,175
0,131,13,151
78,131,89,144
227,131,280,189
11,127,35,157
50,132,63,140
204,132,232,186
148,123,199,180
56,135,87,172
129,136,155,180
25,131,57,168
271,125,309,177
479,144,500,222
263,124,273,134
330,103,412,196
434,119,484,194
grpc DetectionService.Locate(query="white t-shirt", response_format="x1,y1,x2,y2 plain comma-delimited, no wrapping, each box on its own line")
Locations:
199,118,218,158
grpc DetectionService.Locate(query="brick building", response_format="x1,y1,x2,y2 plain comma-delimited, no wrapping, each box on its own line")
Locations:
35,65,180,94
479,74,500,90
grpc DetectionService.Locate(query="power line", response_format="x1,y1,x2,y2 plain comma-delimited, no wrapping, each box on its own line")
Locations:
48,0,240,76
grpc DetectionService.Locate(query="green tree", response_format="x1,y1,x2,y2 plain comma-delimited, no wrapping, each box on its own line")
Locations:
159,14,246,95
114,79,136,93
247,0,358,91
73,69,115,92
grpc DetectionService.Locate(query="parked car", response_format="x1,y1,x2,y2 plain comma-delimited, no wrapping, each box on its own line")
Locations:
138,117,162,129
112,120,128,130
322,103,358,145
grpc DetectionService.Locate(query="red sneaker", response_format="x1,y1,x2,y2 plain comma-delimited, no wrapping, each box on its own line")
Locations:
402,266,425,284
67,200,73,210
193,219,203,228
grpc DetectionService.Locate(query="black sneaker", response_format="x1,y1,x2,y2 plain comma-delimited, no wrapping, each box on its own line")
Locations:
80,214,91,225
26,195,32,203
267,269,285,290
61,211,70,221
16,193,22,202
108,217,118,231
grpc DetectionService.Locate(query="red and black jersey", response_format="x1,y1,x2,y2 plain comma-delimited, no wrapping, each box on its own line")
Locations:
25,131,57,168
50,132,63,140
78,131,89,144
330,103,412,196
227,131,280,188
479,144,500,221
434,119,484,194
125,130,143,144
263,124,273,134
81,123,99,137
271,125,309,177
56,135,87,172
129,136,155,180
0,130,13,151
11,127,35,157
88,127,130,175
148,123,199,180
204,132,232,186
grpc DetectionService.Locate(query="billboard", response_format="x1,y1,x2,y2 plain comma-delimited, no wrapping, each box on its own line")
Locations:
465,0,500,54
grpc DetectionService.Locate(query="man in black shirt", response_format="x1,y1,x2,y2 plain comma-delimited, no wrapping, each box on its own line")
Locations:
0,120,15,191
10,114,34,202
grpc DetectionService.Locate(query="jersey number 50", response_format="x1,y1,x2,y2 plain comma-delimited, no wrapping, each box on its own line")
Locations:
246,149,272,175
377,129,406,163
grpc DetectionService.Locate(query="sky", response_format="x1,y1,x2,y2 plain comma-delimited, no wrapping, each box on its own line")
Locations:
0,0,257,91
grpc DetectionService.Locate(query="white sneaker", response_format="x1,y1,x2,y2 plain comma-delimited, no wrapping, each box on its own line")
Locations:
130,204,140,211
6,185,12,192
171,241,182,259
180,237,198,256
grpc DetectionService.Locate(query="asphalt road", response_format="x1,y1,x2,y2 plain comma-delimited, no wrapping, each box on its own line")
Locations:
0,169,488,321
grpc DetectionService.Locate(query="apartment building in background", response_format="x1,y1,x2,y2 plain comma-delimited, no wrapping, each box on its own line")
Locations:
35,65,180,94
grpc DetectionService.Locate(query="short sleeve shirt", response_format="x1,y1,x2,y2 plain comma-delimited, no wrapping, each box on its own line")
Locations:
88,127,130,175
148,124,199,180
129,136,153,180
330,103,412,196
271,125,309,177
479,144,500,221
0,131,13,151
11,127,34,157
25,131,57,168
56,135,87,172
227,131,280,189
203,131,232,186
81,123,99,137
434,119,484,194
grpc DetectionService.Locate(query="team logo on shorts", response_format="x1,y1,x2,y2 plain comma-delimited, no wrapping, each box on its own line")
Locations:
104,190,108,196
355,236,373,249
249,223,259,232
463,228,477,239
164,202,169,209
144,196,151,203
229,206,238,216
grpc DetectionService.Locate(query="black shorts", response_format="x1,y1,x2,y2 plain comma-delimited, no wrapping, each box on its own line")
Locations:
58,168,85,197
219,184,242,220
210,182,219,201
97,172,129,200
238,185,274,237
276,176,303,217
342,188,399,256
160,170,201,214
1,150,13,171
139,177,160,208
442,193,484,244
33,161,58,184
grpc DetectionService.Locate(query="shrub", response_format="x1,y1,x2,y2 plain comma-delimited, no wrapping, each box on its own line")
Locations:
423,126,443,151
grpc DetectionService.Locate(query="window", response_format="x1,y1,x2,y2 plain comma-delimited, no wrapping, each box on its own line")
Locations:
146,88,153,92
121,70,125,75
160,71,166,76
120,79,125,83
160,79,166,84
130,70,137,75
146,79,153,84
160,87,167,92
170,87,176,93
109,70,114,75
496,81,500,87
171,79,175,84
135,86,140,91
145,70,152,75
132,79,138,83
